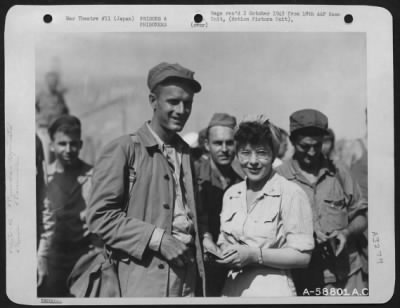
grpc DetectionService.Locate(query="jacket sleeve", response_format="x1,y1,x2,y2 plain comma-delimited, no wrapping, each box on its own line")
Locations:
37,197,56,258
86,137,156,261
336,163,368,221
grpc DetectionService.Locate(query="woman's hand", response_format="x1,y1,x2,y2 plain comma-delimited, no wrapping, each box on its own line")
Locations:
216,244,258,269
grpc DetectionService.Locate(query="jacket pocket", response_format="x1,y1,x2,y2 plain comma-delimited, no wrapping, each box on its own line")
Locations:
319,198,348,233
248,210,279,240
220,210,238,237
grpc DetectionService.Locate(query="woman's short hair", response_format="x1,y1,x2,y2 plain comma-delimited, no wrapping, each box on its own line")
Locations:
48,115,81,140
234,121,275,153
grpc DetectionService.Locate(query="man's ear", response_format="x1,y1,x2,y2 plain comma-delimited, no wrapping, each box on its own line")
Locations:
204,138,210,152
149,93,157,111
79,140,83,150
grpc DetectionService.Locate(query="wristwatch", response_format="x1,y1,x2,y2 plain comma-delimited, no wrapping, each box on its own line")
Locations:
258,247,263,265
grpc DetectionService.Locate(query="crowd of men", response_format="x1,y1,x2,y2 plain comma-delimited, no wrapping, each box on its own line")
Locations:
36,62,368,297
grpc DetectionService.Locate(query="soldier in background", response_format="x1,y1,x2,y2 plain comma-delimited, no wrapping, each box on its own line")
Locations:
195,113,243,296
276,109,368,295
37,115,95,297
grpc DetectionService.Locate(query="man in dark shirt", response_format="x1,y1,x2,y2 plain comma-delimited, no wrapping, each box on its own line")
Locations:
195,113,243,296
37,115,93,297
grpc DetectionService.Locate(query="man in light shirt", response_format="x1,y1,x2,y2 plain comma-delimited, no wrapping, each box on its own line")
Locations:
276,109,368,295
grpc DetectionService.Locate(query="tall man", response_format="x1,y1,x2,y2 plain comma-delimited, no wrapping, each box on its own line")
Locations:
276,109,368,295
195,113,243,296
37,115,94,297
86,63,218,297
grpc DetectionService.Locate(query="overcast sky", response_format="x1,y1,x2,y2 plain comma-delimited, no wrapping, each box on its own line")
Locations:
36,31,367,140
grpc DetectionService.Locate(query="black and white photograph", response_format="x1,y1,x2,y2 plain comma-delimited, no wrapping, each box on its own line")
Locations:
5,4,395,305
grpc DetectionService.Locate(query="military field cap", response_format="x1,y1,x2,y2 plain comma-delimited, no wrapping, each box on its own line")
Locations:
289,109,328,133
208,113,237,129
147,62,201,93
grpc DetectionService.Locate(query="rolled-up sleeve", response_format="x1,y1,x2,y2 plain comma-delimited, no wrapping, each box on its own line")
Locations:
337,164,368,221
281,183,314,252
86,137,155,261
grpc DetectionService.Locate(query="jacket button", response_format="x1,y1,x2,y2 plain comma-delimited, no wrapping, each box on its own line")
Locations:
164,174,170,180
163,203,170,209
158,264,165,269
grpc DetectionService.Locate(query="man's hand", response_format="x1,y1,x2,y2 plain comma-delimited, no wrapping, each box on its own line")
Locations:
328,229,349,256
159,233,191,267
37,256,48,287
315,230,329,244
80,210,91,237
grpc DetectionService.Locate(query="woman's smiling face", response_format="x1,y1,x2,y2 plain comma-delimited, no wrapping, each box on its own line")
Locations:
237,142,274,186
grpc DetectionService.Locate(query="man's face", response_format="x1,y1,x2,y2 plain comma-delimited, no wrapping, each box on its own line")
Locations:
205,126,235,166
293,135,323,169
51,131,82,167
150,83,194,133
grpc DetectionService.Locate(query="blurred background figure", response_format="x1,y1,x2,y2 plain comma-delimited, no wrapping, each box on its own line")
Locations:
343,108,368,201
182,131,203,163
273,127,289,168
197,127,209,161
341,108,368,287
321,128,339,161
36,71,69,165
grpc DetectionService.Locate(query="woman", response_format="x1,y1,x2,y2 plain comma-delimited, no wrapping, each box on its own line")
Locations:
216,116,314,296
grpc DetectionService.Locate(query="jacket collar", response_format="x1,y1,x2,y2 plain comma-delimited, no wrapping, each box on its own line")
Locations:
286,157,336,183
137,122,188,153
197,156,243,187
47,159,92,185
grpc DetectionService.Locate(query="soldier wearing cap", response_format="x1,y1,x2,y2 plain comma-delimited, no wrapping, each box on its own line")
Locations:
276,109,368,295
37,115,96,297
194,113,244,296
86,63,216,297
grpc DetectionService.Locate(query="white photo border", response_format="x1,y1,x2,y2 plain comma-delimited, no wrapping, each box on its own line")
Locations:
4,4,394,305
